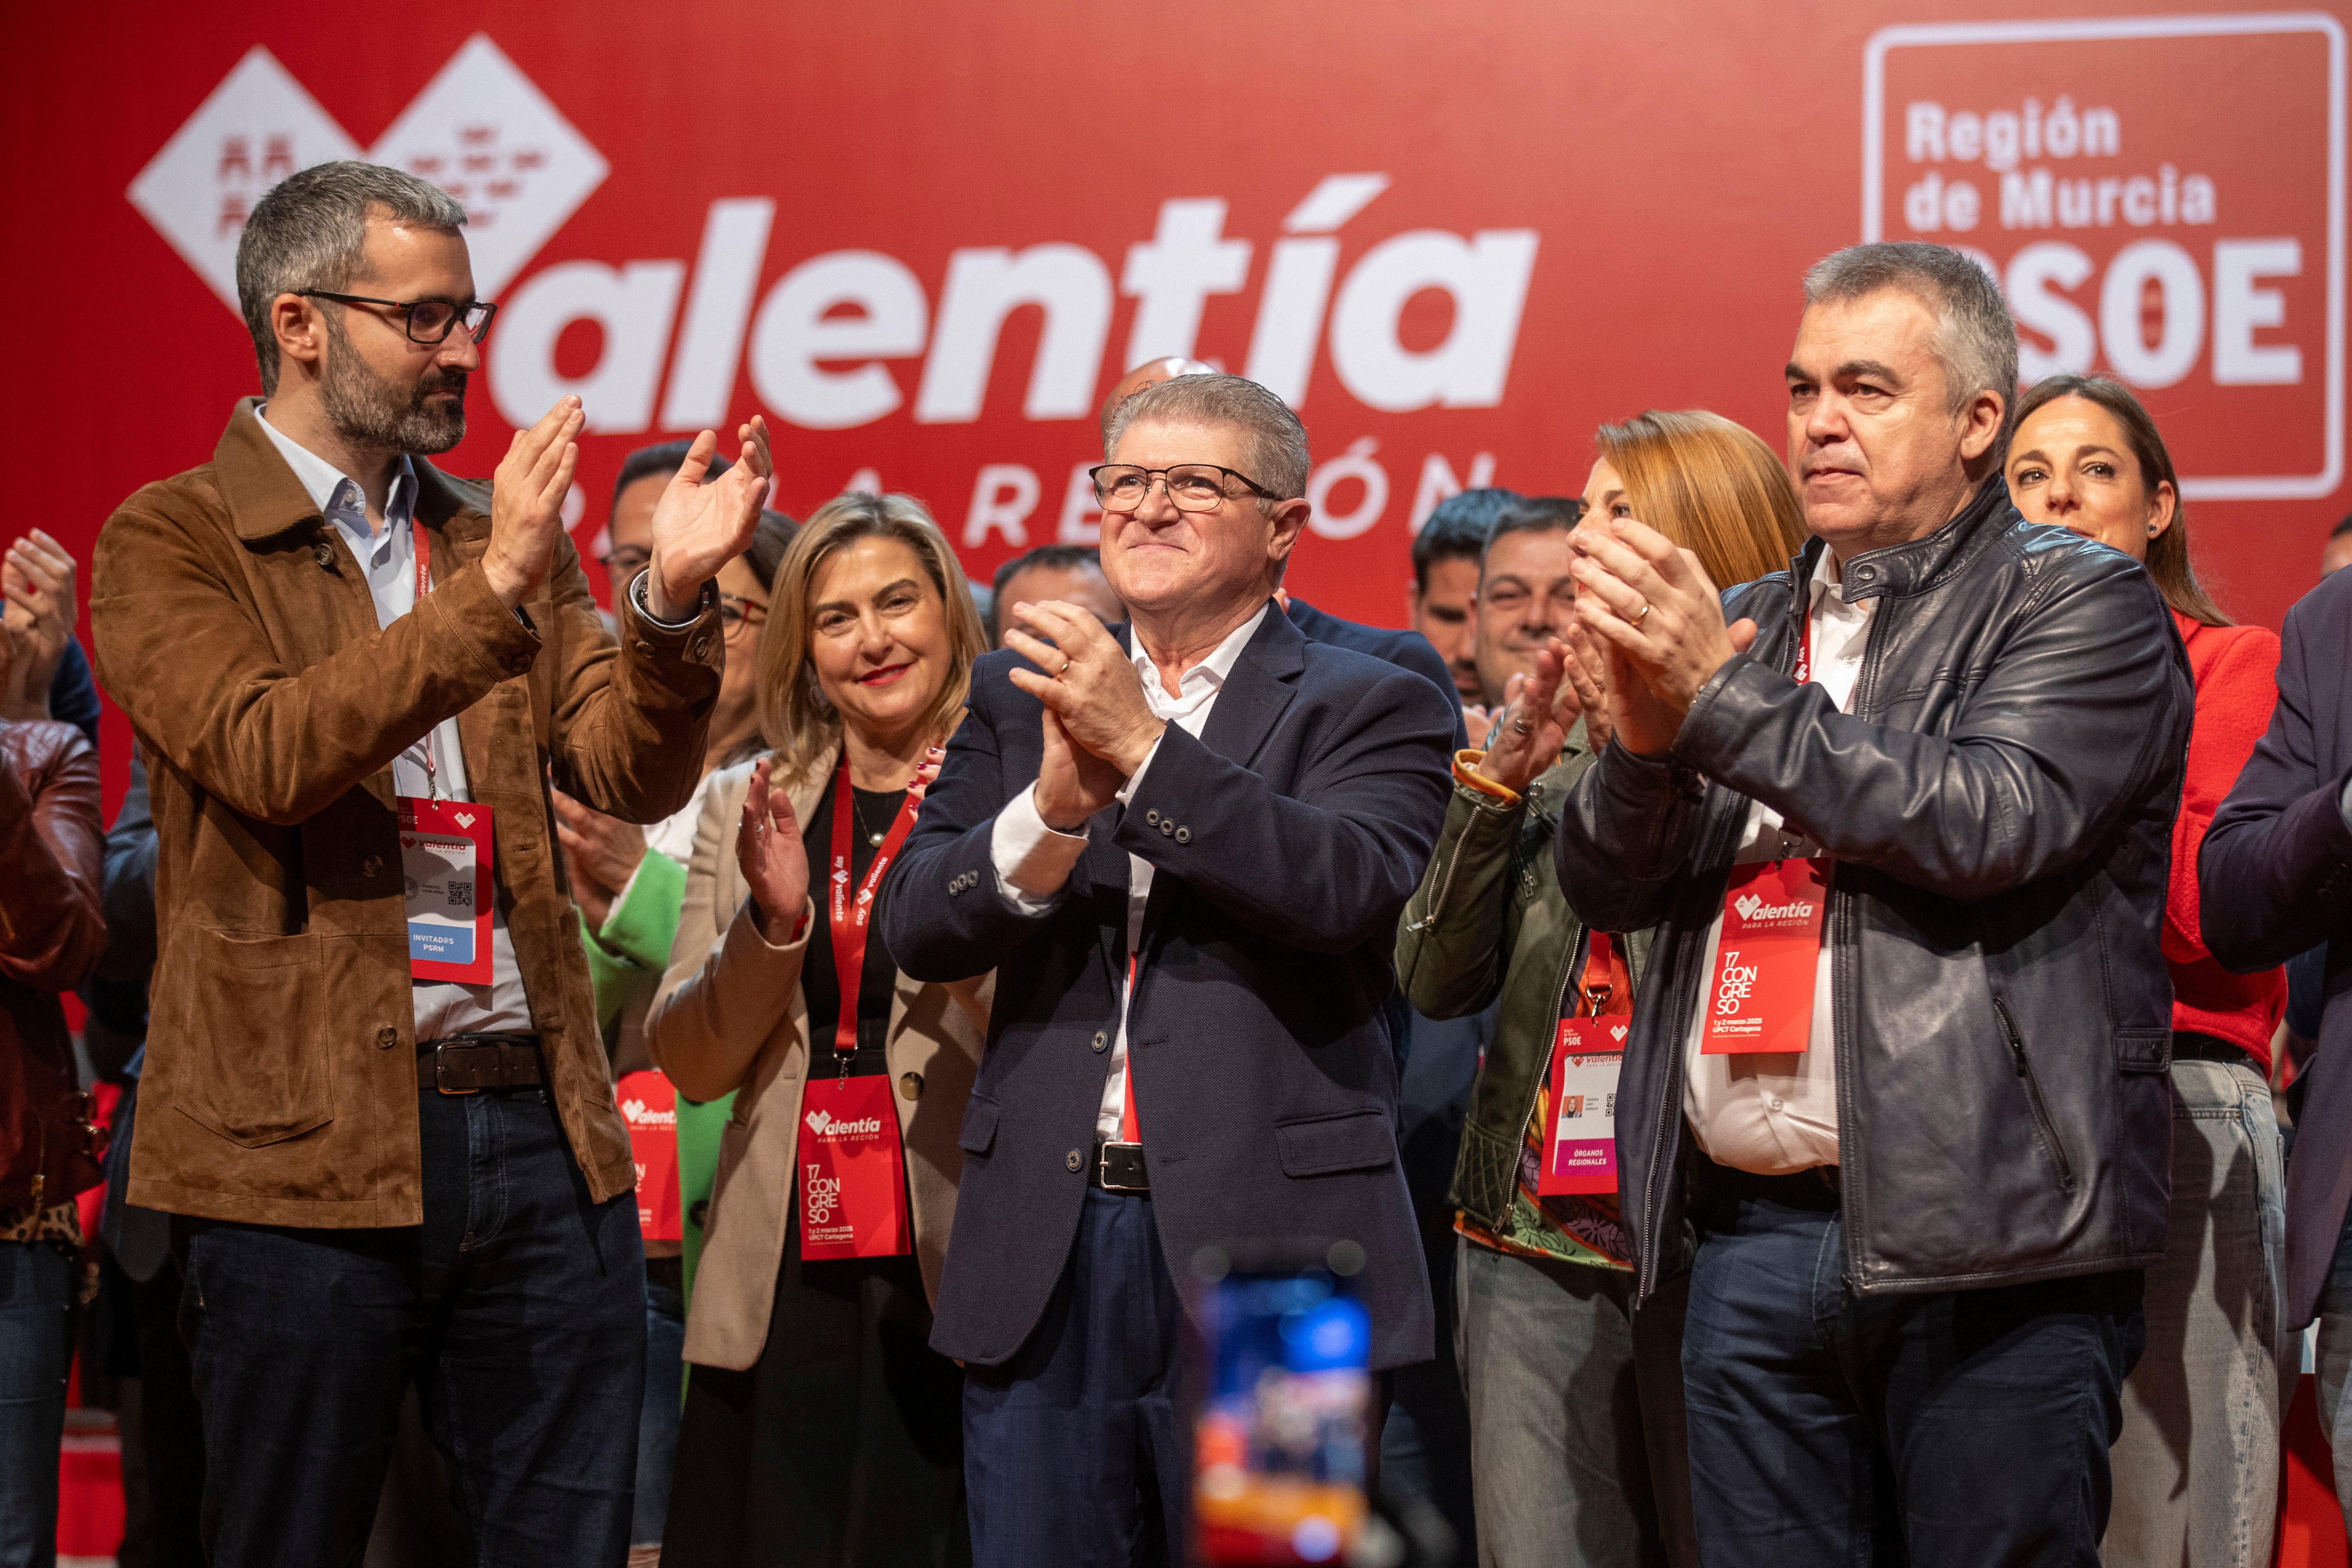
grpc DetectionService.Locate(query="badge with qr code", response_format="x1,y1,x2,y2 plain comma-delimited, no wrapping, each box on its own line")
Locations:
398,796,495,983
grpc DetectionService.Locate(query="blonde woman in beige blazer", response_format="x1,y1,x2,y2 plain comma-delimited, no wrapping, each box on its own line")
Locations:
648,492,992,1568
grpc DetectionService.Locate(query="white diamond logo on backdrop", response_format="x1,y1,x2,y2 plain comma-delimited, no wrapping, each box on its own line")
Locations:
128,33,605,312
367,35,607,299
127,47,360,311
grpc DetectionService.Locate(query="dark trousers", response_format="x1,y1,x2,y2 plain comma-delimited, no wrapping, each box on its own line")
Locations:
181,1086,647,1567
1681,1175,2143,1568
129,1257,206,1568
665,1233,965,1567
963,1187,1187,1568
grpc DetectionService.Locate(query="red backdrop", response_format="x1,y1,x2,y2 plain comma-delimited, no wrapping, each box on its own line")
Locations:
4,0,2346,814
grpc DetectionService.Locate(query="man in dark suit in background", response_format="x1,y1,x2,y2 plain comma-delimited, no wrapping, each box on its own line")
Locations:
2202,567,2352,1536
884,372,1455,1565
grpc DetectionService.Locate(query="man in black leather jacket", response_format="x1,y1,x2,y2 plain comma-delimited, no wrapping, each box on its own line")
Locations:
1556,242,2191,1567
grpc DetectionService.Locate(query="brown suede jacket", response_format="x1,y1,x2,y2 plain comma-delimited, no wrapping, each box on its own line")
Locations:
90,401,723,1228
0,718,107,1212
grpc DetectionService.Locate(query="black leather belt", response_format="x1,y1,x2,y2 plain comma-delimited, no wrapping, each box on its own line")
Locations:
1091,1140,1149,1193
2173,1032,2258,1074
418,1033,544,1094
1701,1159,1842,1214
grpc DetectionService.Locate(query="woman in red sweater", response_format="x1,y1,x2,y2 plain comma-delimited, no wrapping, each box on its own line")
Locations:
2006,374,2286,1568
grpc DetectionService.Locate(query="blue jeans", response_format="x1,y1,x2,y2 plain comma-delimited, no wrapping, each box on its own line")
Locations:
181,1086,647,1567
963,1187,1186,1568
634,1263,684,1549
0,1242,73,1568
1682,1172,2143,1568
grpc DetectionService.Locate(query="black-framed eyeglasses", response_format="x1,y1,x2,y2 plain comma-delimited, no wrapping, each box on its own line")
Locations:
297,290,498,347
1089,463,1280,513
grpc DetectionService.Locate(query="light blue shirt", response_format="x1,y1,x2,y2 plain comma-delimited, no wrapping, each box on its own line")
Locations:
254,406,533,1041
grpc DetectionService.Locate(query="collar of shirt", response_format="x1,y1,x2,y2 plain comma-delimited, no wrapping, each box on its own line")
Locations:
254,404,419,565
1130,603,1269,722
1808,540,1846,609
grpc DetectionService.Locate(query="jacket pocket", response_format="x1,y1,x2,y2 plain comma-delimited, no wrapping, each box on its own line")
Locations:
1991,995,2076,1191
1275,1109,1396,1177
957,1094,1000,1156
169,930,333,1149
2114,1029,2171,1073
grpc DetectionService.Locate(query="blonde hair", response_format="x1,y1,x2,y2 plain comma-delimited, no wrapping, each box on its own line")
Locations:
756,492,988,786
1595,410,1809,588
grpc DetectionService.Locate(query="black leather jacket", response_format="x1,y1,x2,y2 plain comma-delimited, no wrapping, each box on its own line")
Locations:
1557,479,2192,1302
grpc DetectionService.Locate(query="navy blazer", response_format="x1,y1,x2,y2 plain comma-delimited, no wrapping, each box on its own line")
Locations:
881,605,1455,1370
2202,567,2352,1326
1285,597,1470,751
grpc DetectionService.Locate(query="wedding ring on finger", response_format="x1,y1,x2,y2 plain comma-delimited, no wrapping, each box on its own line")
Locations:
1632,602,1653,625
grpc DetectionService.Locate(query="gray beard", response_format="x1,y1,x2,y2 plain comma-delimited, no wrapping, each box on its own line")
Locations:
319,316,467,456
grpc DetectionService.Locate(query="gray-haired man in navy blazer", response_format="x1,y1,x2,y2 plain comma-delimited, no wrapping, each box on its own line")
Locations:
882,373,1455,1565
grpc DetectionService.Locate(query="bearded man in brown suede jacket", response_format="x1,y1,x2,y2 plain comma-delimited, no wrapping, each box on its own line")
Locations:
90,161,773,1567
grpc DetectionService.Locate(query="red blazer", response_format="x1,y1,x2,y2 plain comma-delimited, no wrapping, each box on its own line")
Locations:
2168,611,2287,1067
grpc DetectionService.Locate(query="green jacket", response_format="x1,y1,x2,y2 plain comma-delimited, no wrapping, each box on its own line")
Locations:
1394,727,1648,1235
579,848,733,1298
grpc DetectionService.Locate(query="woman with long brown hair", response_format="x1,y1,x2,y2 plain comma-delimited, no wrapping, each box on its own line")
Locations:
1397,409,1804,1567
647,491,992,1566
2003,375,2286,1568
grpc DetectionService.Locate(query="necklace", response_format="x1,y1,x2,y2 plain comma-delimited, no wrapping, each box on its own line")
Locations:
847,784,894,847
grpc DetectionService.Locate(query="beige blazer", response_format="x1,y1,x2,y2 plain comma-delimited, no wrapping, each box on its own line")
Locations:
645,744,990,1371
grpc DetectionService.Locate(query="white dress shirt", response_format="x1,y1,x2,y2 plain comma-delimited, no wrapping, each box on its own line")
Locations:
989,605,1270,1140
1681,547,1870,1173
254,407,534,1041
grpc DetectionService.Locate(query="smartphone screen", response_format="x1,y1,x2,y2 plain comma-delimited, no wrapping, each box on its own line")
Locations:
1192,1262,1372,1566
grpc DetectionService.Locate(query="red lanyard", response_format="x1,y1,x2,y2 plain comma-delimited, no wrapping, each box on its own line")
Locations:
412,523,443,799
827,754,921,1067
1119,953,1141,1143
1792,611,1813,687
1579,931,1631,1019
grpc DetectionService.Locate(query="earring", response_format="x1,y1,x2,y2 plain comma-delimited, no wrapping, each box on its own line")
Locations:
2147,523,2160,537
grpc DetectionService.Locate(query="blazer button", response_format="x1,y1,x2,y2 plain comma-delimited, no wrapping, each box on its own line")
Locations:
361,854,383,877
375,1025,399,1049
689,635,713,662
898,1072,923,1101
1174,826,1190,845
1145,810,1161,827
1066,1149,1084,1172
1092,1030,1109,1053
1160,819,1174,836
312,541,335,570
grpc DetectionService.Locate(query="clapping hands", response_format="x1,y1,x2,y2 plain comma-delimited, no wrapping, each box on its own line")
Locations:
2,529,77,721
648,418,774,621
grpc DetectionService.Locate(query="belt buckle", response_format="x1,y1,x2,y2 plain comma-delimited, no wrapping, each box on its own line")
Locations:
1096,1140,1147,1193
432,1042,479,1096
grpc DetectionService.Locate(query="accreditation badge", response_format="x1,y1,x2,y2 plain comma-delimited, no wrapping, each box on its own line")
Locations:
794,1074,911,1259
398,796,494,984
1701,857,1830,1054
616,1069,682,1243
1537,1016,1629,1196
